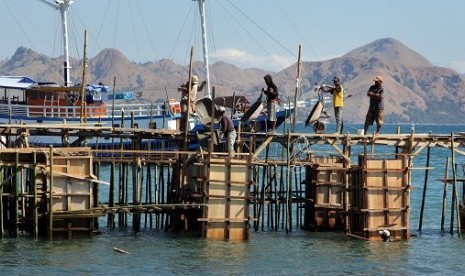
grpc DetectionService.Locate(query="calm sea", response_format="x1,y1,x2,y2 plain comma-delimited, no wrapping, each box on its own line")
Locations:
1,123,464,275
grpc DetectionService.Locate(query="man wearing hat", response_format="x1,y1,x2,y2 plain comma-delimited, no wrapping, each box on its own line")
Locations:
177,75,207,131
363,76,385,135
321,76,345,134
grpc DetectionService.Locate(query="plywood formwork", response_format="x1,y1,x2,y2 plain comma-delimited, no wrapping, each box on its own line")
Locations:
0,147,96,238
200,158,250,240
304,156,346,231
48,148,96,238
348,155,410,241
51,154,94,212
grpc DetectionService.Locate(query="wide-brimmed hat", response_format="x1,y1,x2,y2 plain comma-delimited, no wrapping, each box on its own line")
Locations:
373,76,383,82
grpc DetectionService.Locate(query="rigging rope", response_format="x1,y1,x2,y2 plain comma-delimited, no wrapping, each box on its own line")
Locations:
224,0,296,58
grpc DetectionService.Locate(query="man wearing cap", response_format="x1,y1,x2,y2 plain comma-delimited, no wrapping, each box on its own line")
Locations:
363,76,385,135
218,106,236,155
321,76,344,134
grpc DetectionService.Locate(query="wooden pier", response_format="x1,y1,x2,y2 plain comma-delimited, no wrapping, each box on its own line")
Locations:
0,123,464,241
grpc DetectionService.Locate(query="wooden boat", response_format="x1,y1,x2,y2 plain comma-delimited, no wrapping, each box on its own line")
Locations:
0,76,180,130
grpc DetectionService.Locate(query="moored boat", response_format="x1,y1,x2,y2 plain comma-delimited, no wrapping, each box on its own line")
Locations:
0,76,180,129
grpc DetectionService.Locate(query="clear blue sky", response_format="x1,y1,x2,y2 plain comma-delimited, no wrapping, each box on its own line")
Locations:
1,0,464,73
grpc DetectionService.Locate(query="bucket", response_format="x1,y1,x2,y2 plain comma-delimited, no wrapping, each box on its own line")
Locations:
357,129,364,135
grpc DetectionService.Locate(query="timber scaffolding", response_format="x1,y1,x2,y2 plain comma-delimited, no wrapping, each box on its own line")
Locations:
0,123,464,241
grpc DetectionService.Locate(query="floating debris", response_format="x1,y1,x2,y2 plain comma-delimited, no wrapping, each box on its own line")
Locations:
113,247,131,254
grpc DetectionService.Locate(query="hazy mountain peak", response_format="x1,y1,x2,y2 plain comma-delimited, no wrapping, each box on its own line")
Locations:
344,37,433,67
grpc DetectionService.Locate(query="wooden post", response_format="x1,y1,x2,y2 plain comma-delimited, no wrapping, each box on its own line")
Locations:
441,157,450,231
0,162,3,239
93,161,100,230
184,46,194,148
343,133,352,233
291,45,302,133
133,156,141,232
108,161,115,228
80,31,88,123
49,146,54,240
418,146,430,232
450,133,461,237
286,131,292,233
14,152,19,237
111,77,117,131
32,152,38,239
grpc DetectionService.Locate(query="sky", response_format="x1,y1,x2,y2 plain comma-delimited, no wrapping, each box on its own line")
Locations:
1,0,465,74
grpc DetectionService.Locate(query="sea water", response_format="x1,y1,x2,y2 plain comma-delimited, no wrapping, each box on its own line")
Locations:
1,123,465,275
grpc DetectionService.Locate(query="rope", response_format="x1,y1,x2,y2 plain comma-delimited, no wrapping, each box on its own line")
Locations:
225,0,296,58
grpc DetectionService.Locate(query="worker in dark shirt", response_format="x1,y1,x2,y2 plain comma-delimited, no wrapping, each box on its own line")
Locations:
364,76,385,134
262,74,279,134
218,106,236,155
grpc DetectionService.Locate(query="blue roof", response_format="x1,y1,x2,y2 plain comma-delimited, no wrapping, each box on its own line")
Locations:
0,76,37,89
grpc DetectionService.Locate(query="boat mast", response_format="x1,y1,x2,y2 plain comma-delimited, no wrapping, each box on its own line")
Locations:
37,0,73,87
195,0,211,98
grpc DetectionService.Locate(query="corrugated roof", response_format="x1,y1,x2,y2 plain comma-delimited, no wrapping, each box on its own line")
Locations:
0,76,36,89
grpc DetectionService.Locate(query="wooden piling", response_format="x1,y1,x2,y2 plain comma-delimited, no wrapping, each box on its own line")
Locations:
48,146,54,239
418,146,431,232
33,152,38,239
441,157,450,231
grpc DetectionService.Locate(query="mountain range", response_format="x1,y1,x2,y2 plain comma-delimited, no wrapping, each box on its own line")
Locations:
1,37,464,124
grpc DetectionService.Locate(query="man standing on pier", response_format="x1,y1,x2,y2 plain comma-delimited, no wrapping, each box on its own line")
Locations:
262,74,279,134
363,76,385,135
218,106,236,156
321,76,344,134
177,75,206,131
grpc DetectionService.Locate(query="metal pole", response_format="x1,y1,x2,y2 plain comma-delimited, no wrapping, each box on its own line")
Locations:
197,0,211,97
